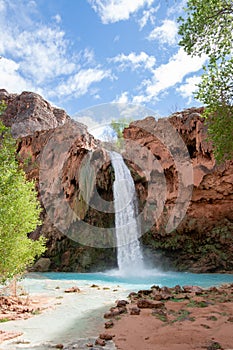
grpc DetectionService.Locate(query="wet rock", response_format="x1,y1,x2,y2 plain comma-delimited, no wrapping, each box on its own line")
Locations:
95,338,106,346
104,310,121,319
99,333,114,340
105,320,114,328
183,285,203,294
64,286,80,293
174,285,183,293
138,289,152,296
116,300,129,307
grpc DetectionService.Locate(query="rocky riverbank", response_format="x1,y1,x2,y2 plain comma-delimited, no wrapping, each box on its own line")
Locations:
0,294,56,344
102,284,233,350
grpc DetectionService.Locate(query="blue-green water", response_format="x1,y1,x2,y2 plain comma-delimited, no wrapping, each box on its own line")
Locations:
32,269,233,291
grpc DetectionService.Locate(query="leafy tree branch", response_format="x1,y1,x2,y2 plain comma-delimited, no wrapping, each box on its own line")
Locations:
178,0,233,161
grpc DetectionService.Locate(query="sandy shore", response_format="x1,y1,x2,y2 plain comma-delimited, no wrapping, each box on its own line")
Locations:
0,294,55,344
102,284,233,350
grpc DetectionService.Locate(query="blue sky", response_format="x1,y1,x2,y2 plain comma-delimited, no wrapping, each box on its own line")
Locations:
0,0,207,127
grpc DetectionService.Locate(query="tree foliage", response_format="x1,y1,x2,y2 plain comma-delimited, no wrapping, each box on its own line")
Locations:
178,0,233,162
110,118,131,139
0,102,46,283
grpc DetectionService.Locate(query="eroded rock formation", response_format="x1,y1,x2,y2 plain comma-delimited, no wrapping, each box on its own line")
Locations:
123,108,233,272
0,89,116,272
1,89,232,272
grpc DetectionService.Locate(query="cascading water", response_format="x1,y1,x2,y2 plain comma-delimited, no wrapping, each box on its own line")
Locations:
110,151,144,276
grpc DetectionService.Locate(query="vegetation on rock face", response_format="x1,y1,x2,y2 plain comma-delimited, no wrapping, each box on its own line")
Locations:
105,117,133,148
0,101,46,284
142,220,233,273
178,0,233,162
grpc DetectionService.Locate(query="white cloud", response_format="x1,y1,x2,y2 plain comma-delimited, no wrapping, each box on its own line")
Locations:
148,19,178,45
0,0,112,102
114,91,129,104
82,48,95,65
176,75,201,100
53,14,62,23
88,0,154,24
132,48,207,103
0,57,34,92
167,0,186,16
110,51,156,71
138,5,160,30
54,68,112,98
0,0,6,12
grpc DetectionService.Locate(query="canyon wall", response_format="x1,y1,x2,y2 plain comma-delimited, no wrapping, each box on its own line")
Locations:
0,89,232,272
124,109,233,272
0,89,116,272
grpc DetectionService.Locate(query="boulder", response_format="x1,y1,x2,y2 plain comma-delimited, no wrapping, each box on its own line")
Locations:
32,258,51,272
130,307,141,315
99,333,114,340
95,338,106,346
137,299,164,309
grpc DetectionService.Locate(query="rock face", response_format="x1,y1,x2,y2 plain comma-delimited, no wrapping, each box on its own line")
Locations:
0,89,116,272
123,108,233,272
1,89,232,273
0,89,69,138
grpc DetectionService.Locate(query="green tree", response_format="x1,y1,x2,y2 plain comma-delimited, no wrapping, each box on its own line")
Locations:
110,117,133,147
111,117,132,139
0,102,46,284
178,0,233,162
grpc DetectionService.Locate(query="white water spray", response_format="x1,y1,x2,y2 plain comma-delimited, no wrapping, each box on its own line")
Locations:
110,151,144,276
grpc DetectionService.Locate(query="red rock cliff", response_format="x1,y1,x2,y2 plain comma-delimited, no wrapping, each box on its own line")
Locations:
0,89,116,272
123,108,233,272
1,90,232,273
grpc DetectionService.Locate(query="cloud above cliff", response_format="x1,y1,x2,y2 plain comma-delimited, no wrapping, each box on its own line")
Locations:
132,48,207,104
0,0,207,117
87,0,155,24
109,51,156,71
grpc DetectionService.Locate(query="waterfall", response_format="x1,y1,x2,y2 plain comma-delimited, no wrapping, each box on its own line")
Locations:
110,151,144,276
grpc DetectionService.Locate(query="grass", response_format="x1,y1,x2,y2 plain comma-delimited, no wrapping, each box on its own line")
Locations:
0,317,10,323
171,309,195,323
187,300,208,308
152,312,167,322
207,315,218,321
115,316,121,320
170,297,186,302
31,309,41,315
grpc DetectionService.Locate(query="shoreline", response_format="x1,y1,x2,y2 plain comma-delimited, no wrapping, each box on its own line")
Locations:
0,277,129,349
1,276,233,349
0,294,56,345
101,283,233,350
